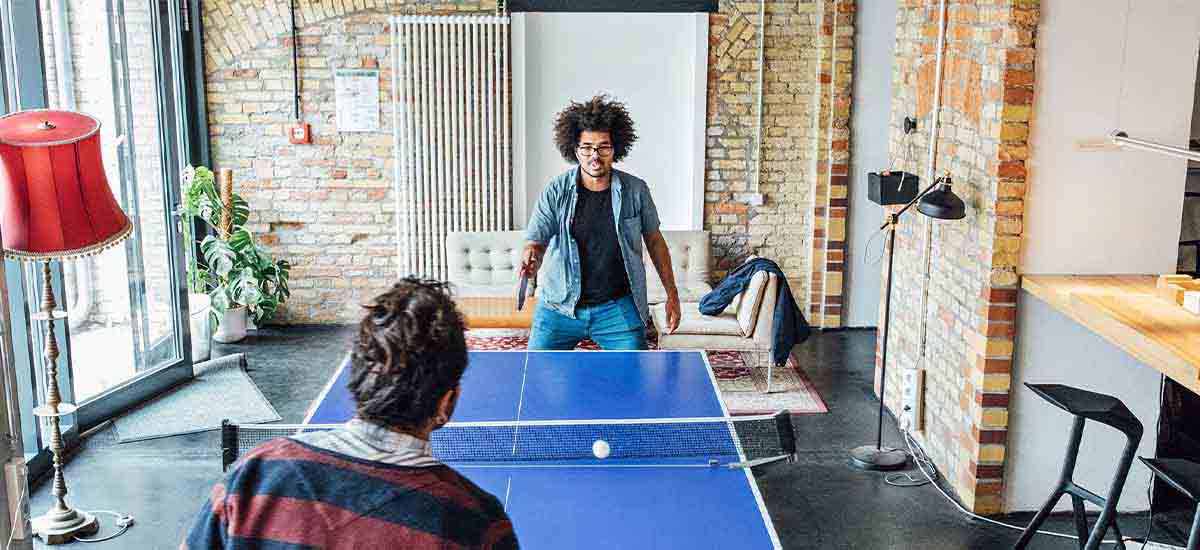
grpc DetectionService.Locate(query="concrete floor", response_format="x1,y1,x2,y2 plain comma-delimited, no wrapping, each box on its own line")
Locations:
29,327,1187,549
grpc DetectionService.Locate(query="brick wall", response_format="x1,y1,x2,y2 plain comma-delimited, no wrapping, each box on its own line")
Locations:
705,0,854,327
808,0,854,327
202,0,854,324
881,0,1037,514
202,1,473,322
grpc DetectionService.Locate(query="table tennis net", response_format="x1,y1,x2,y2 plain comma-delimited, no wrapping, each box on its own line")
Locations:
221,411,795,470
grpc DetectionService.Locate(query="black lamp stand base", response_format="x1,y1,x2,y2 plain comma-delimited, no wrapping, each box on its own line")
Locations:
849,445,908,471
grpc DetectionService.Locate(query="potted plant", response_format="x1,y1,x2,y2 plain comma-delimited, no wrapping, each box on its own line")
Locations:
178,167,214,358
178,166,291,344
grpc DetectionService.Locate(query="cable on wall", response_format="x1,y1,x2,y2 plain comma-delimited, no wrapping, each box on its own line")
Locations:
914,0,948,378
290,0,301,121
749,0,765,205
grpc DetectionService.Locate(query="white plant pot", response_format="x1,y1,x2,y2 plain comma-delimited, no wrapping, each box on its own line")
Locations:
189,293,212,362
213,306,248,344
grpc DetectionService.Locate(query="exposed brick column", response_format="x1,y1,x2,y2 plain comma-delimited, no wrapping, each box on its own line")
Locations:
808,0,855,328
882,0,1038,514
966,5,1037,512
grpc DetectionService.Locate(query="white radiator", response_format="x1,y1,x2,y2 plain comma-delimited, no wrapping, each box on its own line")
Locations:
392,15,512,280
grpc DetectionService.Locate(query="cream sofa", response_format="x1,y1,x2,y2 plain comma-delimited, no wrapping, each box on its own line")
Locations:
446,229,713,304
651,267,781,392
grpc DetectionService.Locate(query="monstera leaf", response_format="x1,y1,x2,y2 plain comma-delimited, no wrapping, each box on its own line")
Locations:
200,236,235,278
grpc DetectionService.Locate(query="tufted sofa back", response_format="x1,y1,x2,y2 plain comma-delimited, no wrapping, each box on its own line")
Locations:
445,231,526,297
445,229,712,302
644,230,712,303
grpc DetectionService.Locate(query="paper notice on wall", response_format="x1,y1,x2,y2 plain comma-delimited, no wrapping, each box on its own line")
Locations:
334,69,380,132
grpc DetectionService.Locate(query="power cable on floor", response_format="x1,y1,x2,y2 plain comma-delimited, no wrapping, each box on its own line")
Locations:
891,423,1155,547
74,510,135,543
3,477,133,546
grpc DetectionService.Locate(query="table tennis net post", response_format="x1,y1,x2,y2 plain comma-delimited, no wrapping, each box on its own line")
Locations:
221,411,795,471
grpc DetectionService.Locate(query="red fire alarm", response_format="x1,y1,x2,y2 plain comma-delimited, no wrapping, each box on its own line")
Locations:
288,122,311,145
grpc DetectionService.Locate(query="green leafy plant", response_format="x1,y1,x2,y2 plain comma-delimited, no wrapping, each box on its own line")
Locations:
177,166,291,326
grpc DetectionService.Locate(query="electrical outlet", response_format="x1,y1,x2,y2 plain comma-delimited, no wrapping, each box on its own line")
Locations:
900,369,924,432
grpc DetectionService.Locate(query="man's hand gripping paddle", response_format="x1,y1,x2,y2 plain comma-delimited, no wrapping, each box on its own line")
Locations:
516,272,536,311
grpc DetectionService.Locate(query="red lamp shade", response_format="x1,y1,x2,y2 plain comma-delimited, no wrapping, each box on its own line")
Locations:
0,110,131,261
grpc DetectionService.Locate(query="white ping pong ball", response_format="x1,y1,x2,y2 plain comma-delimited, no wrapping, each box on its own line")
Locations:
592,440,611,459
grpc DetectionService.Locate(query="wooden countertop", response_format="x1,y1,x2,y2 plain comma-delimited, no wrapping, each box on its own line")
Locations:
1022,275,1200,395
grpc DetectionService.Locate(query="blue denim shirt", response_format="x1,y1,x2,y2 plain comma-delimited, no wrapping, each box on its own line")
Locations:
525,167,661,325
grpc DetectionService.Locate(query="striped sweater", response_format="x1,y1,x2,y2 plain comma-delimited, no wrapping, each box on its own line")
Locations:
182,423,517,549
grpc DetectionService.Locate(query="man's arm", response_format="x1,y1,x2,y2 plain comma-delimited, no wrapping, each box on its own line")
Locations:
522,182,558,278
644,230,681,333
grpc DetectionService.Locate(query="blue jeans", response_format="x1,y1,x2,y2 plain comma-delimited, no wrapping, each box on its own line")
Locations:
528,295,647,350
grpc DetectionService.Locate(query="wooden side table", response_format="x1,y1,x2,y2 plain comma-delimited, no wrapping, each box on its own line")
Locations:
456,296,536,329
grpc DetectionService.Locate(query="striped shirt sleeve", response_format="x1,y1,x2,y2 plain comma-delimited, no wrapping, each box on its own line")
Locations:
181,483,229,550
483,515,518,550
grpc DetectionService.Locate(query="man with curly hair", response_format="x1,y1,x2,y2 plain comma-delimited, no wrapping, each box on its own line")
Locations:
182,279,518,550
521,95,681,350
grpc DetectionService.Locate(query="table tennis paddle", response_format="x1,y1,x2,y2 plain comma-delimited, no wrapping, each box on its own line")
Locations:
516,273,530,311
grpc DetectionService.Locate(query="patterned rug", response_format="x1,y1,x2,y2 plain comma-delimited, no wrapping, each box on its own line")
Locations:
464,330,827,415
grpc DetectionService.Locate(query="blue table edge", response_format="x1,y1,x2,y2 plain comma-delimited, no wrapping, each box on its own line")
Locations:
301,349,783,550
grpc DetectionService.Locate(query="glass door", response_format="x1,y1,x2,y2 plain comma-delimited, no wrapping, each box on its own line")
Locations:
34,0,193,429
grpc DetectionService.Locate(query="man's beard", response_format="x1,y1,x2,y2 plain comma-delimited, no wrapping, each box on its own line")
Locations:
582,161,608,177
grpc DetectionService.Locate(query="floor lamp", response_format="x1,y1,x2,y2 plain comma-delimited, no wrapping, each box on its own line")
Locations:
850,173,965,471
0,110,132,543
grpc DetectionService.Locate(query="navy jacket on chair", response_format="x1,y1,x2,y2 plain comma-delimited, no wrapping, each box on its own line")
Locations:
699,258,812,366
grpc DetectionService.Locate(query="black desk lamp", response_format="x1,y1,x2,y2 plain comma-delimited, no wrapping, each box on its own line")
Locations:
851,172,966,471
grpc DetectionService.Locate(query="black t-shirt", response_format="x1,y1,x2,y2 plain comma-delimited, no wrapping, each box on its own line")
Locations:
570,181,632,306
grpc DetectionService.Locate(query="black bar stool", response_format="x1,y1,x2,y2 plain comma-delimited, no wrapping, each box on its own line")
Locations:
1139,457,1200,549
1014,383,1143,550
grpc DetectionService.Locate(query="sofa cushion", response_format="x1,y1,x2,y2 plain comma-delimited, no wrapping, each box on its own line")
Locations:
651,302,743,337
446,231,526,290
645,230,712,304
735,272,770,337
657,331,762,352
647,285,710,305
727,254,761,315
729,288,745,315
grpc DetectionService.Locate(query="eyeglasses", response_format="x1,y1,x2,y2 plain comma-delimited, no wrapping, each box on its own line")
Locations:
577,145,614,158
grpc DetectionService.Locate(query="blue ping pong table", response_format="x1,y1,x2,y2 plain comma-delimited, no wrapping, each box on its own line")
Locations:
304,350,782,549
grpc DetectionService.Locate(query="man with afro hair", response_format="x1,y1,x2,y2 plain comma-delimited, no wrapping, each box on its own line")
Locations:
521,94,681,350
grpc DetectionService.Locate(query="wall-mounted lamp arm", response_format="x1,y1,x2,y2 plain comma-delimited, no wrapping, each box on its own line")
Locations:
1110,130,1200,163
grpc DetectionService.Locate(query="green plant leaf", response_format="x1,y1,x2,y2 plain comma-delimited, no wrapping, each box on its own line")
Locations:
227,228,254,253
229,194,250,227
201,236,235,278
